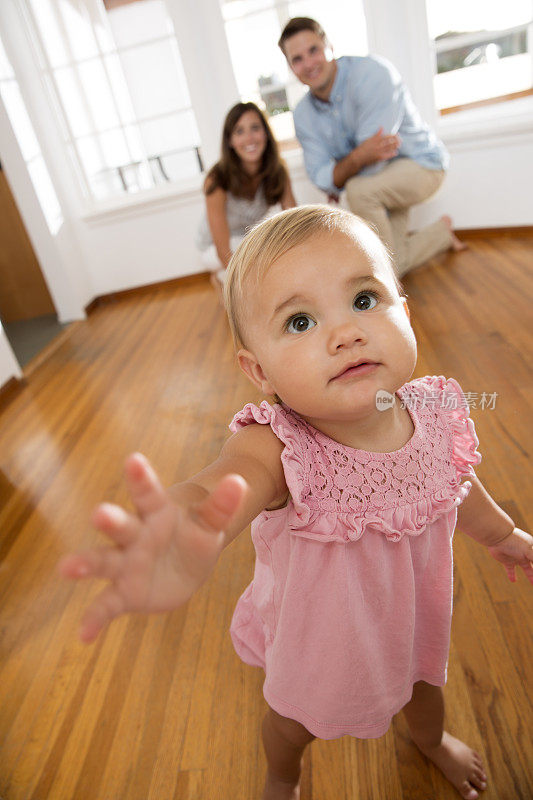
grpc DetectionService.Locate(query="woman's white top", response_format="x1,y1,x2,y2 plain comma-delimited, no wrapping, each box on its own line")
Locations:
196,186,270,251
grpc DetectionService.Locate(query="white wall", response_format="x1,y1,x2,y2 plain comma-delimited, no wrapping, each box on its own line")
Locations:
412,99,533,230
81,184,207,293
77,163,324,295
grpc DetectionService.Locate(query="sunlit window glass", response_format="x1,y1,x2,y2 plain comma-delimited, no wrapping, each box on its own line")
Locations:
426,0,533,111
25,0,202,202
220,0,368,143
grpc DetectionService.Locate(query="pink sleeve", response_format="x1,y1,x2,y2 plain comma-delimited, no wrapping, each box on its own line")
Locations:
229,401,305,505
444,377,481,480
416,375,481,481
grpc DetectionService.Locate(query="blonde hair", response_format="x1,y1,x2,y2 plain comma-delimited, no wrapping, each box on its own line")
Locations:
223,204,399,347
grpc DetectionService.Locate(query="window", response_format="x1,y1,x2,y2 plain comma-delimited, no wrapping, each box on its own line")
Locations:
0,34,63,233
427,0,533,112
25,0,202,201
219,0,368,142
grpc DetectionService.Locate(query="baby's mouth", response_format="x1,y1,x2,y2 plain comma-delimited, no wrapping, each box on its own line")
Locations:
330,360,379,382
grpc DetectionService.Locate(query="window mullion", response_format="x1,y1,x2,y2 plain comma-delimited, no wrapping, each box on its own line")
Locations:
49,1,109,199
91,0,151,174
15,0,93,201
51,5,101,142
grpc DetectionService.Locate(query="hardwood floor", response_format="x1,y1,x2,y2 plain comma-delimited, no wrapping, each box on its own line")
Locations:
0,237,532,799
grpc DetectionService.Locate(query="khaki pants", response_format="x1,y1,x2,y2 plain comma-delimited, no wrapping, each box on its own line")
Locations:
345,158,452,277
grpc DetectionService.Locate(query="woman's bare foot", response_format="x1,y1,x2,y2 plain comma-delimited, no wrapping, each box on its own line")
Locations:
441,215,467,252
261,771,300,800
418,731,487,799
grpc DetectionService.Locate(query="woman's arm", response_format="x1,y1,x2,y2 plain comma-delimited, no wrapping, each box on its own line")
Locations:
205,185,232,268
280,176,297,210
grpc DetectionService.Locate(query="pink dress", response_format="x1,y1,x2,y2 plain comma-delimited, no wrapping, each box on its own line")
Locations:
229,376,481,739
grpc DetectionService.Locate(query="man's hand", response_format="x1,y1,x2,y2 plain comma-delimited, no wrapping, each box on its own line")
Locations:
357,127,400,166
332,127,400,189
59,453,247,643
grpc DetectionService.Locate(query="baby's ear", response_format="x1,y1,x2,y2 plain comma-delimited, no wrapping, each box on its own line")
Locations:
237,349,276,395
401,296,410,320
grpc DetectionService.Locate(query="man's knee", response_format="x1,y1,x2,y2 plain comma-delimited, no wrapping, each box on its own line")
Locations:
345,178,377,215
346,161,445,215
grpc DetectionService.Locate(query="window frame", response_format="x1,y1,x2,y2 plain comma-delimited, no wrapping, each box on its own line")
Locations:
19,0,205,203
428,8,533,117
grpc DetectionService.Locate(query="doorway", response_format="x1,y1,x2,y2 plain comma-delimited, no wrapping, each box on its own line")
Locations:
0,161,68,368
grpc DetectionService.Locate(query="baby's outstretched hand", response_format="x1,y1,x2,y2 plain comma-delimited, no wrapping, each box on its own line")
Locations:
488,527,533,584
59,453,247,643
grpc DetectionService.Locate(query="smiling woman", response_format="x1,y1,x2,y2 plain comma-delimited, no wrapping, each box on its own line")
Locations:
195,101,296,285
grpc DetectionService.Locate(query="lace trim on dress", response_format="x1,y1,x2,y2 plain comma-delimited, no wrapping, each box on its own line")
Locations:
230,376,481,542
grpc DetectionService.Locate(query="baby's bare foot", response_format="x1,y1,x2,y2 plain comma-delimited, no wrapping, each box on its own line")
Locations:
419,731,487,799
261,771,300,800
441,215,467,252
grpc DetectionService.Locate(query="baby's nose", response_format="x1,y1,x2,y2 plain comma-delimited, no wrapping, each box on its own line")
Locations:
328,320,367,353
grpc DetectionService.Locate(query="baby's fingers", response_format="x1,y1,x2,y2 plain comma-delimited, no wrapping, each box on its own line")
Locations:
505,565,516,583
92,503,140,547
59,546,124,582
125,452,168,518
521,559,533,585
194,474,248,534
79,586,127,643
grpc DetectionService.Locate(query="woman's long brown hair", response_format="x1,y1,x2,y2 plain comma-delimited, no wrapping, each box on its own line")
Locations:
204,102,288,205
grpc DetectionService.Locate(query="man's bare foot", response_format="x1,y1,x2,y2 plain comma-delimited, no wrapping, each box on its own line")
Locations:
261,771,300,800
418,731,487,799
441,215,467,252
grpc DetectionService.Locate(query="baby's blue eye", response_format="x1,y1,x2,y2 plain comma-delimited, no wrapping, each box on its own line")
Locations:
286,314,316,334
353,292,378,311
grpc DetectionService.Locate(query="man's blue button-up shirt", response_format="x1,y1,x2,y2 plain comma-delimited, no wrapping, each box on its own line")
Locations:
293,55,449,195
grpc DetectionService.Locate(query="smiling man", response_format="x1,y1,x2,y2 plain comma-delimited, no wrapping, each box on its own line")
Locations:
279,17,466,278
